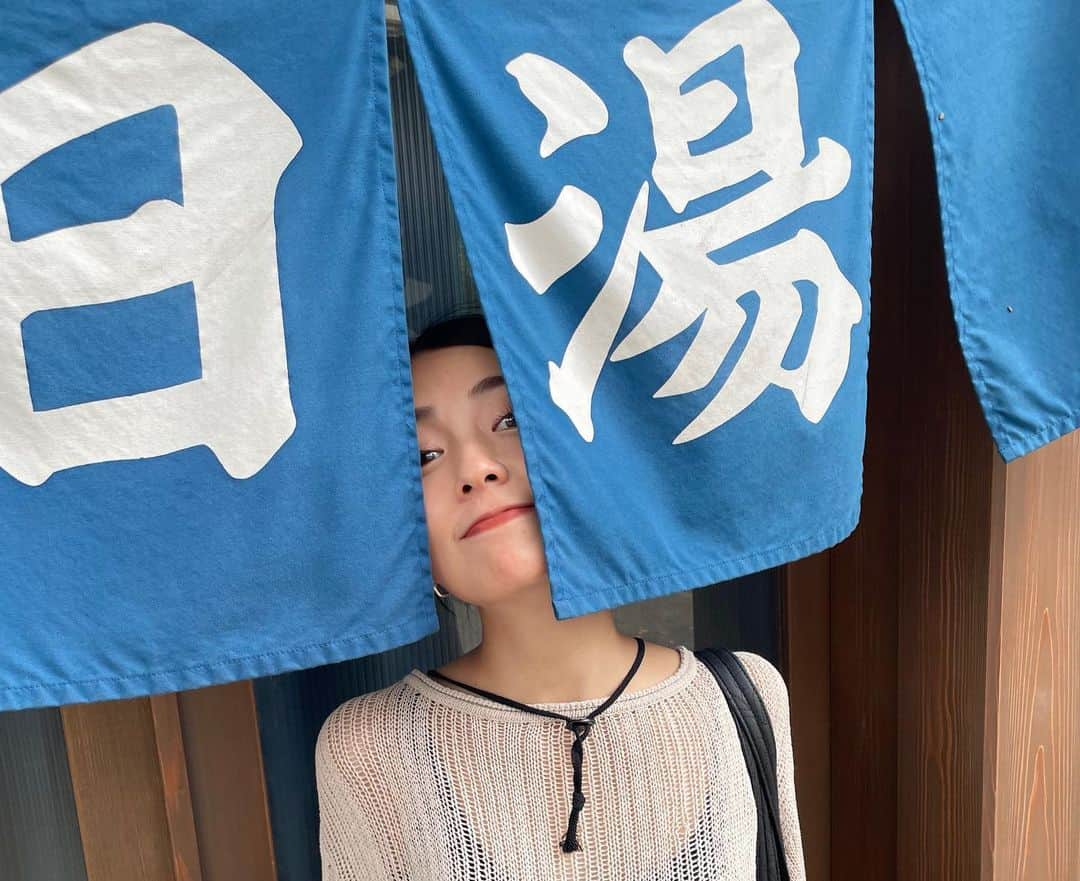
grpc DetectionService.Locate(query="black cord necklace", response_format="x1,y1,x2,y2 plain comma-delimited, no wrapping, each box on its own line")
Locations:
426,636,647,853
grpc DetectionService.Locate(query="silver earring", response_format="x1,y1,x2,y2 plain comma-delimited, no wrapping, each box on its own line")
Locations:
433,581,450,599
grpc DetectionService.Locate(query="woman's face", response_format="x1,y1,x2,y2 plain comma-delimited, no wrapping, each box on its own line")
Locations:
410,344,547,606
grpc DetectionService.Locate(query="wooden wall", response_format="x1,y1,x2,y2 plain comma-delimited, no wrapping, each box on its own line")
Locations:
55,682,277,881
783,4,1080,881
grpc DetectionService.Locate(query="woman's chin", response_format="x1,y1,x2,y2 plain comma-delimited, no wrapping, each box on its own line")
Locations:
464,546,549,598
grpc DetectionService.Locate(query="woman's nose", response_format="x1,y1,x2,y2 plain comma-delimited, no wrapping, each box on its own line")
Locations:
459,450,509,494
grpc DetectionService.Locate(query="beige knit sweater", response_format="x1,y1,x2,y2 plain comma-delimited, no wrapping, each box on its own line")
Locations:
315,645,806,880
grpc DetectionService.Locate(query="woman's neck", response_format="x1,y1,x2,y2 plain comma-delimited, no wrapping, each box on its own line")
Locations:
437,580,679,704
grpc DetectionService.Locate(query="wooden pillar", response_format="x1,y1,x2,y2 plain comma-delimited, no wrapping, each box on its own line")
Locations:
982,436,1080,881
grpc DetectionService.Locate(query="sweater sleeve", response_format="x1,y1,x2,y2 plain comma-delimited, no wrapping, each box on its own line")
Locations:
732,651,807,881
314,705,400,881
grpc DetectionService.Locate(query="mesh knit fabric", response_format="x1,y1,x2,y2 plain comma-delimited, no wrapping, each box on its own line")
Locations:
316,646,806,880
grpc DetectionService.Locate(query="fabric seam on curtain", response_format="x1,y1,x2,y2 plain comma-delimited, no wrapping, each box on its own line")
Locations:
0,608,435,711
554,505,859,617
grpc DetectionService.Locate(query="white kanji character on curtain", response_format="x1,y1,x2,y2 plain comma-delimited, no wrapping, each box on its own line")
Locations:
0,23,301,486
503,0,863,445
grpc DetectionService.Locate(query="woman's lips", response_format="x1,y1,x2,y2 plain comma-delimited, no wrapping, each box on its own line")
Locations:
464,505,535,538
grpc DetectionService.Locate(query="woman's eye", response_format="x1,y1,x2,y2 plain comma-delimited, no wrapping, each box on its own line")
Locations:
419,412,514,469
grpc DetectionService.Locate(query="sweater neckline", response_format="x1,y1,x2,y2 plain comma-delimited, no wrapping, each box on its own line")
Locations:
403,644,697,722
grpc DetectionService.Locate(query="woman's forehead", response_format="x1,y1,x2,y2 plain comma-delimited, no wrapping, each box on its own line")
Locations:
411,345,504,408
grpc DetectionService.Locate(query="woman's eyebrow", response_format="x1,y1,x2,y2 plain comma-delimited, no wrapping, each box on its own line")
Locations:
415,374,505,423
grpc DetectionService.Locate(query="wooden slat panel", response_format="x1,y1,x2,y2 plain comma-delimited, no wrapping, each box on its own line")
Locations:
826,2,911,877
781,553,831,881
832,2,999,878
829,502,898,881
61,698,176,881
885,1,998,859
988,431,1080,881
0,707,89,880
150,693,204,881
892,282,993,881
178,680,277,881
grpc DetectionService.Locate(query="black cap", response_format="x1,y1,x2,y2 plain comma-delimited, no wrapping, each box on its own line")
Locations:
409,313,493,357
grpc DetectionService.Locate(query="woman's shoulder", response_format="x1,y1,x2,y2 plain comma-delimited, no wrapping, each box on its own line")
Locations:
729,650,787,692
728,650,792,725
315,676,417,777
695,649,791,729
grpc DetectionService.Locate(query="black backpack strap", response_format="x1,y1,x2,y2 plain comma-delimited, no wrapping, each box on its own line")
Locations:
695,647,790,881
